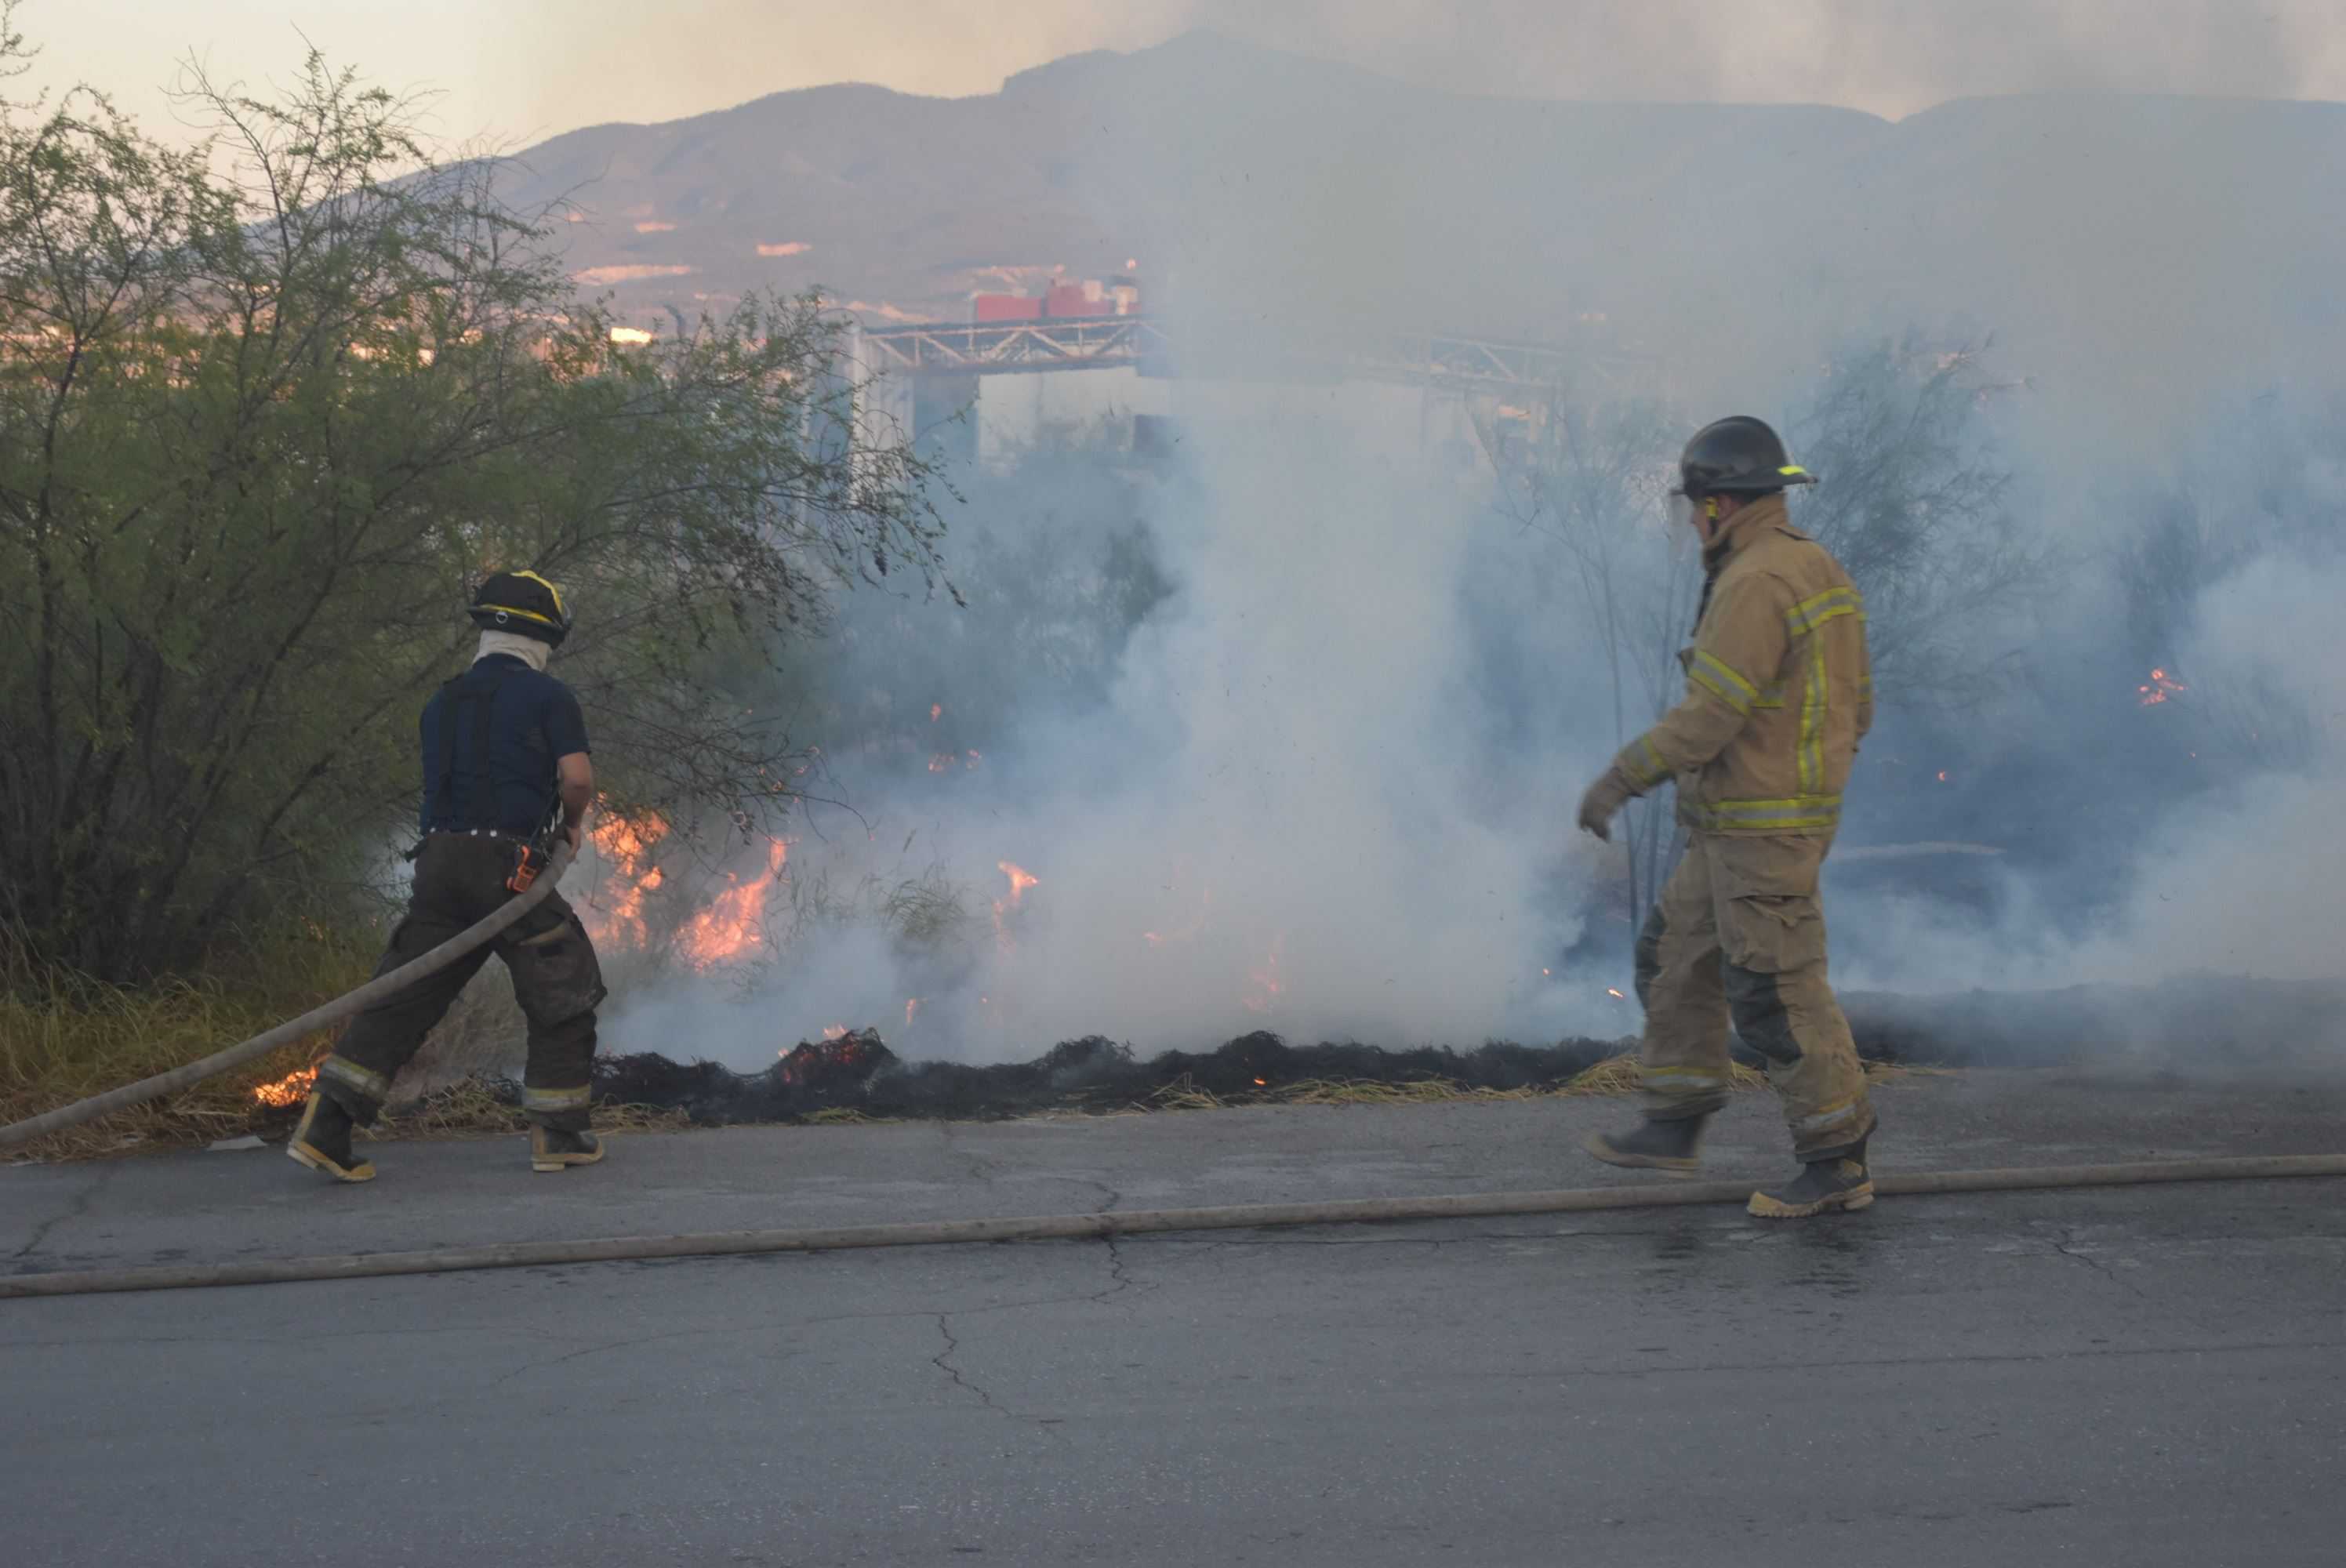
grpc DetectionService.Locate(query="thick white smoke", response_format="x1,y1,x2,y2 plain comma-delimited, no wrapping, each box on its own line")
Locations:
591,25,2346,1073
603,382,1629,1068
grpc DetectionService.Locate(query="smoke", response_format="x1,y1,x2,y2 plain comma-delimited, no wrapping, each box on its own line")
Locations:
1157,1,2346,119
2136,558,2345,978
604,388,1622,1065
594,23,2346,1073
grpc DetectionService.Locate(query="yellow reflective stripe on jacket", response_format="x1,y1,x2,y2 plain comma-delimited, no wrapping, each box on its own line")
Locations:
1753,684,1785,710
1784,585,1864,637
1687,648,1760,717
1623,735,1671,789
1690,794,1843,832
1779,585,1864,793
1799,630,1827,793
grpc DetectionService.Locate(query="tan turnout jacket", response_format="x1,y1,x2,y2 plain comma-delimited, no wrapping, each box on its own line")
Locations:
1613,492,1872,836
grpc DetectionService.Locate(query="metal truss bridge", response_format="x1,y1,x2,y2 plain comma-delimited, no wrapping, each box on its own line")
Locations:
856,316,1643,398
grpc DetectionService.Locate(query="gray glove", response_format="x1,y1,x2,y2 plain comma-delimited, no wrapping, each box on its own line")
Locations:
1576,766,1636,842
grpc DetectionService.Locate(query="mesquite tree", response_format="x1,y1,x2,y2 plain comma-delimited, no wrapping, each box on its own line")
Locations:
0,42,949,980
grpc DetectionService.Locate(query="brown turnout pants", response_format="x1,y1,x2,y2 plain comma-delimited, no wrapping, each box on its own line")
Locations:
1635,832,1874,1160
318,834,605,1131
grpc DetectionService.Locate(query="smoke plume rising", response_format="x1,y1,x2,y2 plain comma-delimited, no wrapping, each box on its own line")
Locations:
586,25,2345,1073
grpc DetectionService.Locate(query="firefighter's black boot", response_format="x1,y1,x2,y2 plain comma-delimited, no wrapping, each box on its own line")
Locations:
1748,1138,1873,1218
1583,1115,1708,1176
530,1125,605,1173
286,1091,376,1184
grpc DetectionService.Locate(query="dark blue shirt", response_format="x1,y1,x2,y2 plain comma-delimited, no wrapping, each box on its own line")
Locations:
417,655,591,837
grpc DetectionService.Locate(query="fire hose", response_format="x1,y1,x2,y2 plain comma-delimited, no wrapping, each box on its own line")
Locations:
0,840,578,1154
5,1151,2344,1299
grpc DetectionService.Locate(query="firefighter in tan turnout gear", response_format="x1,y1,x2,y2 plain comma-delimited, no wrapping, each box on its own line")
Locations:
1578,416,1878,1219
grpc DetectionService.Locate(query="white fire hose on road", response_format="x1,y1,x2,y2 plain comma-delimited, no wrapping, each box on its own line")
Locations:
0,840,577,1154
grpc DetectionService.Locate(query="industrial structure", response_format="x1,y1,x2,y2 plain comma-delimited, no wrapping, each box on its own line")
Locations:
846,310,1649,470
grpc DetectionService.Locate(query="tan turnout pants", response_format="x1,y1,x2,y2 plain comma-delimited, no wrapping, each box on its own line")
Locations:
1634,832,1874,1160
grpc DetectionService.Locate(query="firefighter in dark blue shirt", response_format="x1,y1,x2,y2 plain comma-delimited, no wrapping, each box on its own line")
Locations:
289,572,608,1182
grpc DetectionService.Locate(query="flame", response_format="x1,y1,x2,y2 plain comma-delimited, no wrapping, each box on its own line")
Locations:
252,1065,317,1106
1253,1077,1267,1087
905,998,922,1029
991,861,1040,951
584,809,670,949
1607,988,1625,1000
779,1028,881,1085
677,838,790,970
607,325,655,346
965,750,982,769
930,702,943,722
1937,771,1948,782
928,753,957,774
2138,666,2189,706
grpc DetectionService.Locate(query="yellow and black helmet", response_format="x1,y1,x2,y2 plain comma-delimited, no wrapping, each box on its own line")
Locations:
467,569,572,646
1675,416,1817,499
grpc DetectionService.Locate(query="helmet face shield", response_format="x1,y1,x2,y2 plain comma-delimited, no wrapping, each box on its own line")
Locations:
1665,490,1699,532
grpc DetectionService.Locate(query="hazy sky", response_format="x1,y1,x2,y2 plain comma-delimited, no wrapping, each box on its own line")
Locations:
14,0,2346,151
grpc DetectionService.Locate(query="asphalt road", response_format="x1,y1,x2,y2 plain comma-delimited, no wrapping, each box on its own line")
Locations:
5,1076,2344,1565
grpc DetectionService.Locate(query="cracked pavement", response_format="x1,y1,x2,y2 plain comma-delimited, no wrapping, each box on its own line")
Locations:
4,1071,2345,1565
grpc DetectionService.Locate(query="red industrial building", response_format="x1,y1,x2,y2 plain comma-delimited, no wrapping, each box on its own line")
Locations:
970,275,1139,324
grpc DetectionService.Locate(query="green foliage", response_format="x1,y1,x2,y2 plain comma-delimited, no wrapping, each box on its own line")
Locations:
0,44,946,980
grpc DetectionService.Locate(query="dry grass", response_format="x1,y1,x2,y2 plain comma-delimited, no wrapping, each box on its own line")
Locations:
806,1105,900,1126
0,933,378,1163
371,1080,690,1142
0,928,688,1162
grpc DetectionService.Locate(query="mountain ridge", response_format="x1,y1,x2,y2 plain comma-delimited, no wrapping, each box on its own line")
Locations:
487,28,2344,403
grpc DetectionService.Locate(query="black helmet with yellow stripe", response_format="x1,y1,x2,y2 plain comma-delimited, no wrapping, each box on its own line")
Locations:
468,570,572,646
1676,416,1816,499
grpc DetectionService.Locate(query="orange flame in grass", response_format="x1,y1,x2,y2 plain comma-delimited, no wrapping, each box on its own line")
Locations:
678,839,789,970
991,861,1040,950
585,809,669,949
1242,933,1287,1014
253,1065,317,1106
